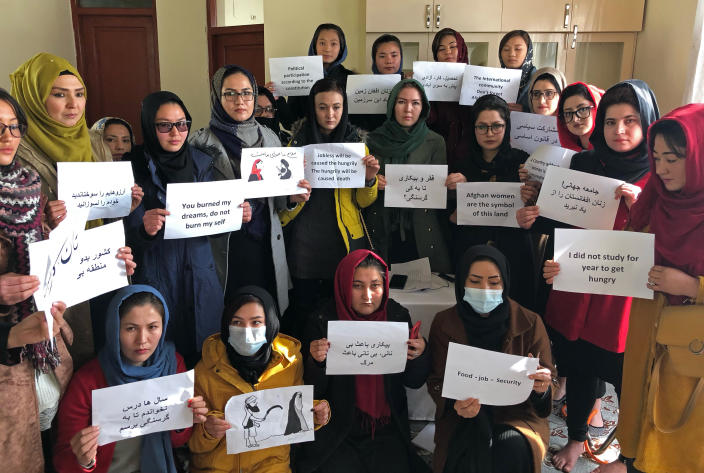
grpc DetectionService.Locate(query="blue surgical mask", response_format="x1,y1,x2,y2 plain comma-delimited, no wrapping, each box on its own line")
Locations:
463,287,504,314
228,325,267,356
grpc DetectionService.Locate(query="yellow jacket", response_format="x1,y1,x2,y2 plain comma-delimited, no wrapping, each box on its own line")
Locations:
189,333,304,473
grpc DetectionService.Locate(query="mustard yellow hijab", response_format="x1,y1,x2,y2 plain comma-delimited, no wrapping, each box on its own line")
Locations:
10,52,93,163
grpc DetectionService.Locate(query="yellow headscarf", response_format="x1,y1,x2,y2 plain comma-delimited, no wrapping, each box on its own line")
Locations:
10,52,93,163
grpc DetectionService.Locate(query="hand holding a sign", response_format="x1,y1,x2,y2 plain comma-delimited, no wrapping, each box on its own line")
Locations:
204,414,231,440
310,337,330,363
6,301,66,349
614,182,642,209
454,397,482,419
377,174,387,191
70,425,100,468
520,183,540,205
289,179,312,204
116,246,137,276
188,396,208,423
445,173,467,191
407,331,426,360
363,155,380,182
143,208,170,236
46,200,67,229
515,205,540,229
313,400,331,426
240,201,252,223
526,354,552,394
130,184,144,213
543,260,560,284
0,273,39,305
647,265,701,298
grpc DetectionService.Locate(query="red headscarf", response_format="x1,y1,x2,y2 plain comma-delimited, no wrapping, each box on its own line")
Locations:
557,82,604,152
630,104,704,302
431,29,468,64
334,249,391,429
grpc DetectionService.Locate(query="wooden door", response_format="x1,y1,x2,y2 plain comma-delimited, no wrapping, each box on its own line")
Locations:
71,1,160,143
502,0,573,32
208,24,265,84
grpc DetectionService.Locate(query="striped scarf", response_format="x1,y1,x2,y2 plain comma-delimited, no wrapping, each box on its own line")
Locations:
0,159,59,372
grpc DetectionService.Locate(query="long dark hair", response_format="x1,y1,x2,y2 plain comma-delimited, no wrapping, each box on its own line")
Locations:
307,77,349,143
0,88,28,131
649,119,687,159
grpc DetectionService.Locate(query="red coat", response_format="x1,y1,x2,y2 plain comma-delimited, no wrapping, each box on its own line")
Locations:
544,174,649,353
53,354,191,473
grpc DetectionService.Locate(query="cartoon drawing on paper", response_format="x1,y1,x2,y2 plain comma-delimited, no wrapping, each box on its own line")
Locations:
277,159,292,179
242,395,282,448
248,159,264,182
284,391,309,434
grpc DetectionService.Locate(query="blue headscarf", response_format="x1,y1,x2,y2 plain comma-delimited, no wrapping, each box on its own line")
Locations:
308,23,348,75
98,284,178,473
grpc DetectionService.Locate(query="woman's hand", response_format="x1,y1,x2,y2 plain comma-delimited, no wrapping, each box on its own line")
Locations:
130,184,144,213
445,173,467,190
264,81,279,99
143,208,170,236
527,354,552,394
188,396,208,424
46,200,67,229
407,336,426,360
518,164,529,183
363,155,380,181
454,397,481,419
647,265,700,298
290,179,311,204
507,103,523,113
615,183,641,209
543,260,560,284
376,174,387,191
309,338,330,363
520,183,540,205
70,425,100,467
203,415,231,440
240,201,252,224
516,205,540,229
7,302,66,349
449,209,457,224
116,247,136,276
0,273,40,305
312,400,330,426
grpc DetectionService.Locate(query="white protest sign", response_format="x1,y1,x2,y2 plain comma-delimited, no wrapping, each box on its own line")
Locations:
536,166,624,230
413,61,466,102
553,229,654,299
241,147,306,199
509,112,560,154
384,164,448,209
441,343,539,405
269,56,324,97
163,180,244,239
225,385,314,454
326,320,408,375
92,370,195,446
523,144,576,183
459,65,522,106
58,162,134,220
456,182,523,228
347,74,401,114
30,220,128,312
303,143,366,188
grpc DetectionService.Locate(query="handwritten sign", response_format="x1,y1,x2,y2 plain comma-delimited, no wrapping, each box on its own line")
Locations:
303,143,366,188
441,343,539,405
58,162,134,219
225,385,314,454
326,320,408,375
459,65,522,106
384,164,448,209
241,147,306,199
348,74,401,114
163,180,244,239
92,370,194,446
536,166,624,230
29,220,128,312
456,182,523,227
510,112,560,154
269,56,324,97
523,144,576,183
553,229,654,299
413,61,466,102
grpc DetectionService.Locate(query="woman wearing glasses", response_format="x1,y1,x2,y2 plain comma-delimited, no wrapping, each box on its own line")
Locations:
525,68,566,116
254,85,292,144
557,82,605,152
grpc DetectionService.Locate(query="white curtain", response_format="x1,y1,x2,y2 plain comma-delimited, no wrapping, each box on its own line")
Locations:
683,0,704,103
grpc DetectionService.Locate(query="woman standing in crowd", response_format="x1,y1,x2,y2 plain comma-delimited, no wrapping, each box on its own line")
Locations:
595,104,704,473
189,285,330,473
255,85,292,144
557,82,604,152
91,117,135,161
366,79,452,273
525,67,566,116
299,250,430,473
499,30,536,112
520,80,659,472
447,94,537,311
428,245,554,473
280,77,379,339
190,65,297,315
54,285,207,473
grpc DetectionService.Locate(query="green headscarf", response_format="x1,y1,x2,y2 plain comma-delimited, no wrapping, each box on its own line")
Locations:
10,53,93,163
367,78,430,166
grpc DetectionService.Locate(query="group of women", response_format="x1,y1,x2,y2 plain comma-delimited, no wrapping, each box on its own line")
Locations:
0,18,700,473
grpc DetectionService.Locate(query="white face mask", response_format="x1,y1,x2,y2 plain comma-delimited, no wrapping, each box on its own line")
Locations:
227,325,267,356
463,287,504,314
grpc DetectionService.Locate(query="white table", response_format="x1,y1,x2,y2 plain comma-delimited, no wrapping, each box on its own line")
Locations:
390,276,456,420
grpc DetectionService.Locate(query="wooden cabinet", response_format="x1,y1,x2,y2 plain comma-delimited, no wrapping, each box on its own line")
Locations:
572,0,645,32
502,0,572,32
366,0,501,33
366,0,430,33
438,2,502,32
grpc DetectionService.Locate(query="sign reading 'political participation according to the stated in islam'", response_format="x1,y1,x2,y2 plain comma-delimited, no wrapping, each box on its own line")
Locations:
269,56,324,96
456,182,523,228
304,143,367,188
347,74,401,114
553,229,654,299
413,61,466,102
384,164,448,209
459,65,522,105
509,112,561,154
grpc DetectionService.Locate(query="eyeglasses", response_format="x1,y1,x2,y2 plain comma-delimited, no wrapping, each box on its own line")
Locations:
475,123,506,135
562,105,594,123
222,90,254,102
154,120,191,134
0,122,27,138
254,106,277,116
530,90,558,101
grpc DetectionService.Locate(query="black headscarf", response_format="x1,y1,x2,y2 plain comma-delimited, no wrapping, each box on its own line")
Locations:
455,245,511,352
499,30,536,95
305,77,351,144
255,85,281,135
138,91,194,184
220,285,281,385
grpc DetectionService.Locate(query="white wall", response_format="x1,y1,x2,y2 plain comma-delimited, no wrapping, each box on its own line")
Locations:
216,0,264,26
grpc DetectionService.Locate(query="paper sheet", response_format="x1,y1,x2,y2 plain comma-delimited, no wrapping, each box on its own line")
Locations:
413,61,466,102
347,74,401,114
326,321,409,375
411,423,436,453
303,143,366,188
509,112,560,154
391,257,433,291
384,164,448,209
456,182,523,228
523,144,576,183
459,65,522,105
58,162,134,220
241,147,306,199
269,56,324,96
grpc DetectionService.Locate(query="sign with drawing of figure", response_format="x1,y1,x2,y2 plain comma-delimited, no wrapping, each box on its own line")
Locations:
225,385,315,454
241,147,307,199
